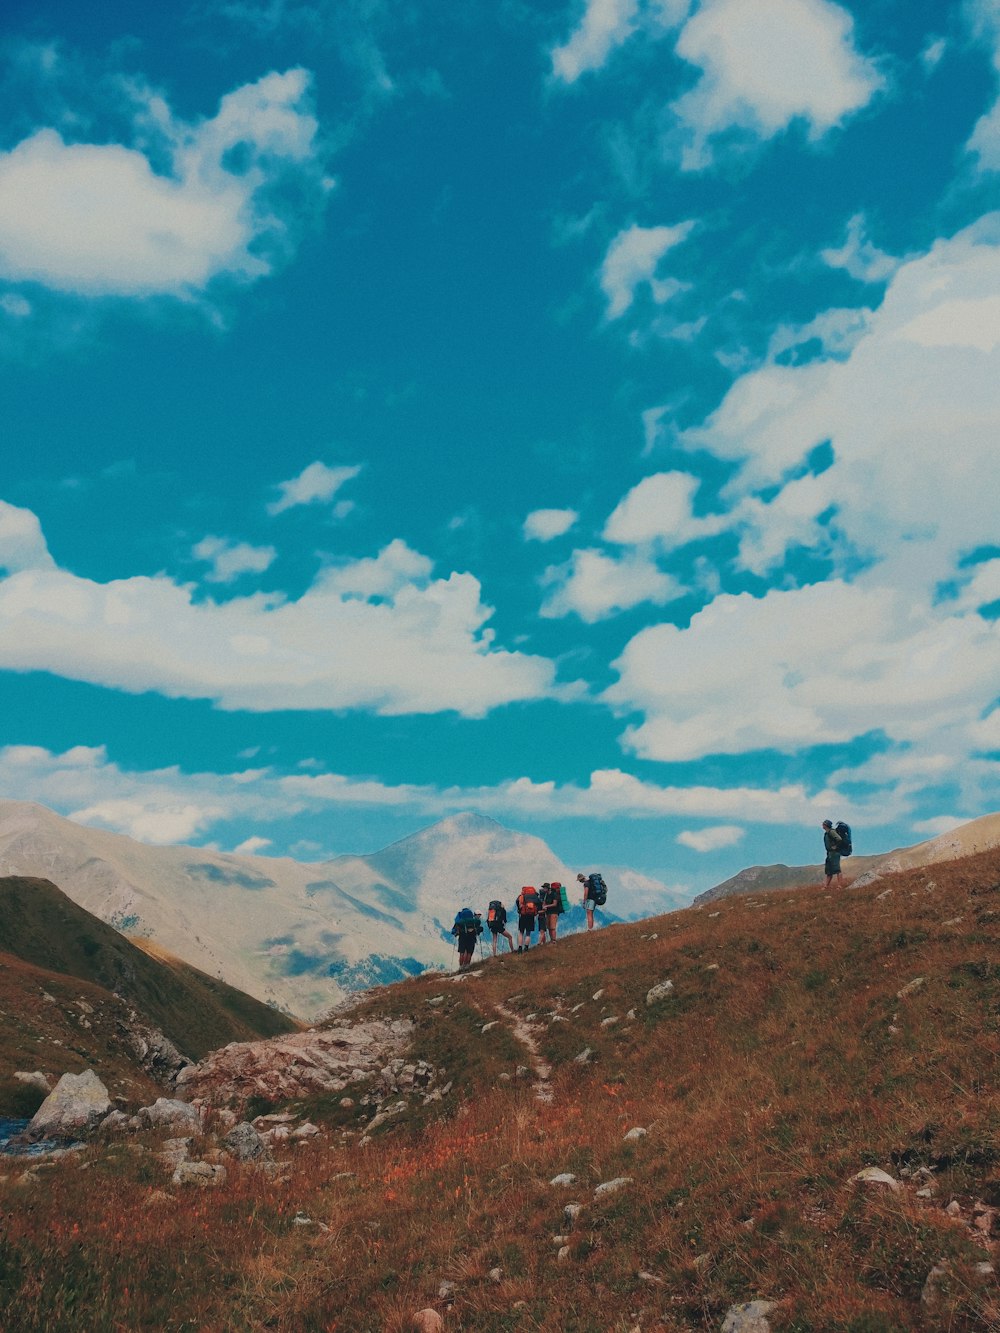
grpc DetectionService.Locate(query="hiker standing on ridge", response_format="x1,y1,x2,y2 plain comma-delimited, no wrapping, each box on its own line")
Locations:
486,898,515,956
822,821,845,890
515,885,540,953
452,907,482,970
542,880,564,942
578,872,607,929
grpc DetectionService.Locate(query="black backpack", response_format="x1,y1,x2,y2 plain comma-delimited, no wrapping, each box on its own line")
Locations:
487,900,505,927
452,907,481,935
586,873,608,906
834,822,853,857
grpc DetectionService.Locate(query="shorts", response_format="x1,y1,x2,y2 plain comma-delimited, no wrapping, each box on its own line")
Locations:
456,932,479,952
488,922,506,935
585,898,599,912
824,854,841,875
518,914,536,934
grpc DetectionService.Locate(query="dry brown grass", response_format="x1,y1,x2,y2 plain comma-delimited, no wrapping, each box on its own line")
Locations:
3,848,1000,1330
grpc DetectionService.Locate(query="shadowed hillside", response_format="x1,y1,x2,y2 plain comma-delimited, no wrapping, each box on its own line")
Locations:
0,876,300,1062
2,849,1000,1330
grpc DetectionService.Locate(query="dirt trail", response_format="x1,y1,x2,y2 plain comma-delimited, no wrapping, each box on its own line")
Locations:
493,1001,552,1103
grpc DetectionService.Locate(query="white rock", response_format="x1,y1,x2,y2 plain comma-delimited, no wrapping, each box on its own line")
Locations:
27,1070,111,1140
563,1202,583,1224
592,989,604,1001
550,1173,577,1187
172,1161,226,1187
594,1176,632,1198
557,1245,570,1262
488,1267,502,1283
646,980,674,1006
573,1048,593,1065
721,1300,777,1332
600,1017,619,1029
850,1167,900,1193
623,1127,647,1142
897,977,927,999
410,1310,444,1332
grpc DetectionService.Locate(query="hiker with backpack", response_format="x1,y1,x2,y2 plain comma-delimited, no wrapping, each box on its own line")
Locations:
822,820,852,889
515,885,541,953
452,907,483,970
578,872,607,930
541,881,566,942
486,899,515,956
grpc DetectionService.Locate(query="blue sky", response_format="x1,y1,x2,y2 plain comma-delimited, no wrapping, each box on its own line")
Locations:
0,0,998,893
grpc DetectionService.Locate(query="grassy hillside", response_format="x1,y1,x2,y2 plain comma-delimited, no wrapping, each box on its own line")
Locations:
2,849,1000,1330
0,877,300,1062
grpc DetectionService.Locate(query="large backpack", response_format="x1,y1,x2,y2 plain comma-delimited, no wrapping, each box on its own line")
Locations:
487,900,506,927
834,822,853,857
452,907,481,936
552,881,569,913
586,873,608,906
518,887,540,918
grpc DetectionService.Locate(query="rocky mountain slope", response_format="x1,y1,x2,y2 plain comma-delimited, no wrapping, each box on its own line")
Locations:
695,809,1000,904
0,802,690,1018
4,843,1000,1330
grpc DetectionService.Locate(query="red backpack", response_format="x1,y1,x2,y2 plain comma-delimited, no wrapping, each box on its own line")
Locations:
518,887,540,917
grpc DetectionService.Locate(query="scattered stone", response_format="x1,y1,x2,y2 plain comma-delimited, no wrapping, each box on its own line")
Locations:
172,1161,226,1188
223,1122,270,1162
638,1271,664,1284
626,1009,637,1020
411,1310,444,1332
623,1127,648,1142
292,1212,313,1227
850,1168,900,1193
592,989,604,1001
13,1071,52,1094
563,1202,583,1225
137,1098,202,1133
708,912,720,918
942,916,963,926
594,1176,632,1198
897,977,927,999
339,1097,354,1108
516,1066,531,1079
157,1137,192,1167
946,1200,962,1217
557,1246,571,1262
98,1110,131,1135
573,1048,593,1065
552,1235,568,1246
550,1173,577,1187
291,1121,321,1139
646,980,674,1007
692,1253,711,1271
488,1267,502,1283
27,1069,111,1140
600,1017,619,1029
705,963,719,971
438,1280,456,1302
721,1300,777,1332
481,1021,499,1033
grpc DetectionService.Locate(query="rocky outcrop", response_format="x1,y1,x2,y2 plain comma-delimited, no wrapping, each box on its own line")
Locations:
177,1017,414,1109
26,1069,111,1140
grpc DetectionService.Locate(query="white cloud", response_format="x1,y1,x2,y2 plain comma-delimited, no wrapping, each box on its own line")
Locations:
0,69,325,299
551,0,641,83
608,580,999,763
603,471,724,547
0,509,556,717
0,501,55,573
193,535,276,583
920,36,947,73
676,823,745,852
967,2,1000,170
267,461,361,515
233,835,273,854
600,222,694,318
672,0,883,169
523,507,579,541
540,547,684,621
0,293,31,318
821,213,900,284
910,814,968,836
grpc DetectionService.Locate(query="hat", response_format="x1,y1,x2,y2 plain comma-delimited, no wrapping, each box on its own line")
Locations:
822,820,833,828
576,872,586,881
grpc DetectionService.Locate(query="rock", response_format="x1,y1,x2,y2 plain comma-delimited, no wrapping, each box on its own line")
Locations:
27,1070,111,1140
563,1203,583,1225
137,1098,202,1133
573,1048,593,1065
623,1127,648,1142
592,989,604,1001
292,1211,313,1227
13,1071,52,1094
481,1021,499,1033
646,980,674,1006
550,1173,577,1187
142,1189,173,1208
340,1097,355,1108
438,1280,456,1301
426,997,445,1006
223,1122,270,1162
638,1271,664,1284
157,1137,192,1167
594,1176,632,1198
98,1110,131,1135
291,1121,321,1139
488,1267,502,1283
600,1017,619,1028
626,1009,637,1020
171,1161,226,1188
552,1235,568,1246
897,977,927,999
411,1312,444,1332
946,1200,962,1217
850,1167,900,1192
557,1246,571,1262
721,1300,777,1332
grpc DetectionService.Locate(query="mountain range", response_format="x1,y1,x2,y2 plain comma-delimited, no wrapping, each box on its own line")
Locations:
0,802,691,1019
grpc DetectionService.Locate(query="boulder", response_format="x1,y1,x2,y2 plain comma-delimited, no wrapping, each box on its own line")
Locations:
721,1301,777,1332
550,1173,576,1187
223,1122,271,1162
26,1070,111,1140
623,1127,648,1142
137,1098,202,1133
411,1312,444,1332
172,1161,226,1187
646,980,675,1006
594,1176,632,1198
13,1071,52,1094
850,1167,900,1193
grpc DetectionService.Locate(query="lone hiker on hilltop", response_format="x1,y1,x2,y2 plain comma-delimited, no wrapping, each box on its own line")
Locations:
822,820,845,890
451,907,482,970
578,871,607,929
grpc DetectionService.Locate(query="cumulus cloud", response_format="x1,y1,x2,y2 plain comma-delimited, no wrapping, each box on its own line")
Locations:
523,507,579,541
0,501,55,573
193,535,276,583
821,213,900,284
672,0,883,169
603,471,724,547
676,823,745,852
0,68,326,299
267,461,361,515
0,742,859,848
551,0,641,83
966,1,1000,170
600,222,694,318
540,547,684,621
0,509,556,717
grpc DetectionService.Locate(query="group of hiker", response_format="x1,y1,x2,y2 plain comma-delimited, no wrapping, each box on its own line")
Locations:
451,872,608,969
